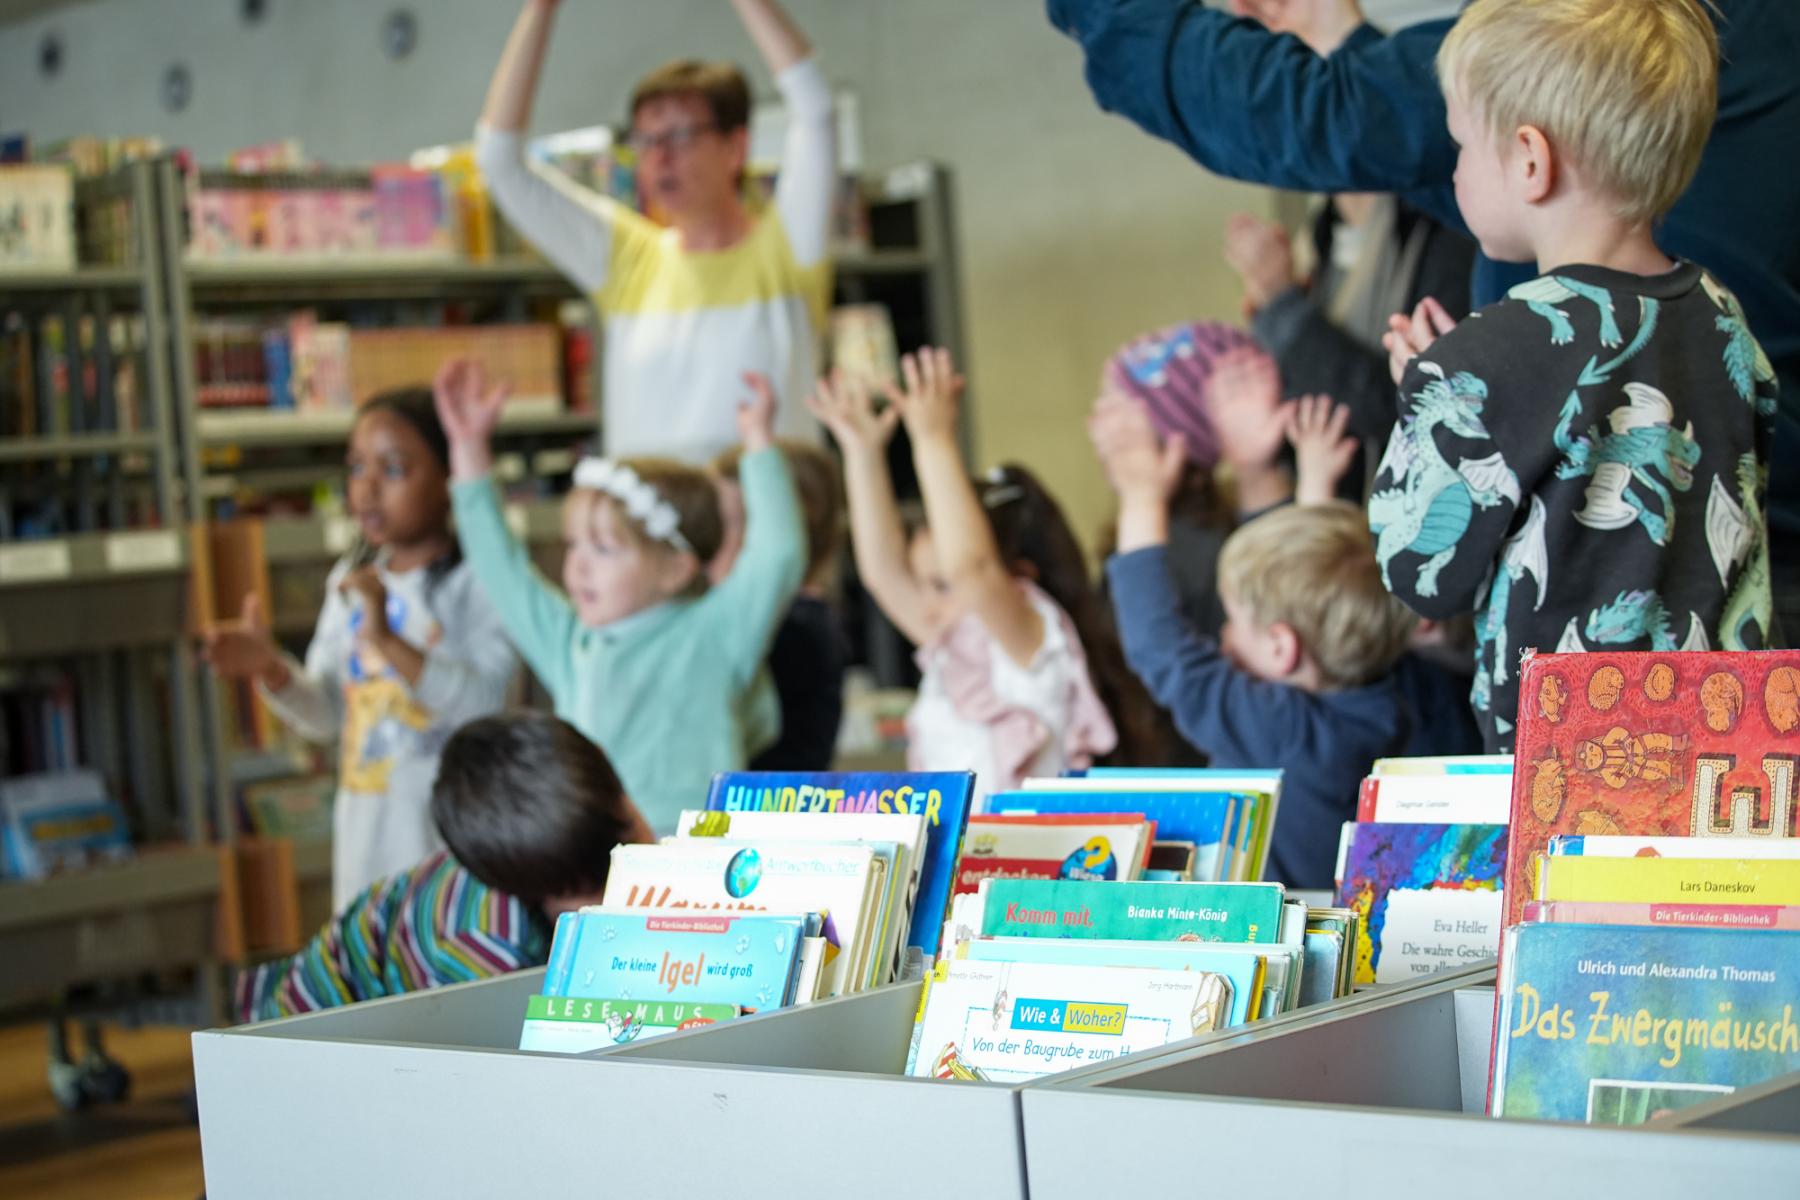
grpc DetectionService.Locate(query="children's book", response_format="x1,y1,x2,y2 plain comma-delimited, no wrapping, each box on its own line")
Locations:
985,788,1236,881
1492,922,1800,1123
1354,771,1514,825
1503,650,1800,931
1547,835,1800,861
0,769,132,880
541,909,808,1010
1522,900,1800,933
961,935,1266,1028
1060,770,1284,883
1370,755,1513,776
1333,823,1507,984
908,958,1235,1084
705,771,975,956
518,995,739,1055
977,879,1287,945
954,814,1156,895
601,841,881,998
1534,855,1800,907
676,807,924,987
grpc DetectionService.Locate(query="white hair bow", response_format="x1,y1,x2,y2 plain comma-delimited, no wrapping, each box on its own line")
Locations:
572,457,695,554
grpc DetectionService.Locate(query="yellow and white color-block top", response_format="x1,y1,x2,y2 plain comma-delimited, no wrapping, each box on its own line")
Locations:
476,59,836,464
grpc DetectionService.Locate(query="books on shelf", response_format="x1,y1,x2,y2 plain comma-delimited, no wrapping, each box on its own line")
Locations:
185,163,457,262
0,769,132,880
0,164,75,271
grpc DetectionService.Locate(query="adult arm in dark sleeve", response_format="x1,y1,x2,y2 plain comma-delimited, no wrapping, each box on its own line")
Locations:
1046,0,1463,225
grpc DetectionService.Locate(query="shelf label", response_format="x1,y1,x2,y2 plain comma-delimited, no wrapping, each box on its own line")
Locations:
323,516,356,555
104,529,182,573
0,541,73,583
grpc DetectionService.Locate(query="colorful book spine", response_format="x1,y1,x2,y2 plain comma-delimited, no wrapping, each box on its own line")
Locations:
1535,855,1800,907
1523,900,1800,932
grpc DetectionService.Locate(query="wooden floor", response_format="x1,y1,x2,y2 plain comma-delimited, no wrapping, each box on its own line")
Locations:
0,1021,203,1200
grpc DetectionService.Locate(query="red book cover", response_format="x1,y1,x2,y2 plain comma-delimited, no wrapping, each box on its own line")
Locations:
1504,649,1800,930
1488,649,1800,1111
1355,776,1379,823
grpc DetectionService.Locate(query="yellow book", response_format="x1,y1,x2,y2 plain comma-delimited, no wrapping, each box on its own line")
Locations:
1535,855,1800,907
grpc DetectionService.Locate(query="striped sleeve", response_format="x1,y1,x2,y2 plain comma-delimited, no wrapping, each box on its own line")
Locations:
234,853,550,1023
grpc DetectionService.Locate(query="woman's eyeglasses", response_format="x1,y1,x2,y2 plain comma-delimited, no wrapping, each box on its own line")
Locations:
626,123,718,156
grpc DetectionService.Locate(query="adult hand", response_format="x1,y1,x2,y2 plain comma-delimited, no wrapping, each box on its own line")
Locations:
886,347,965,447
1230,0,1366,57
1223,213,1298,312
432,357,510,480
1208,345,1294,473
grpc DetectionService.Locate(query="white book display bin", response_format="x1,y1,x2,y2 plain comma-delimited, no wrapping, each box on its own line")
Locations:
193,968,1030,1200
1020,963,1800,1199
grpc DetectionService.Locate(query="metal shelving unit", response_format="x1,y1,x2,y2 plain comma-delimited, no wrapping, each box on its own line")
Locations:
0,158,228,1017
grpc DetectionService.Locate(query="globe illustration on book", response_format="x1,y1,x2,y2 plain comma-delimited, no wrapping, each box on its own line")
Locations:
723,848,764,899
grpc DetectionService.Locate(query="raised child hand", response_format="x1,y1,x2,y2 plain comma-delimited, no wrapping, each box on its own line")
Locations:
1383,296,1458,385
202,592,286,687
887,347,965,446
1088,390,1185,506
1286,393,1358,506
432,356,510,480
1207,345,1294,473
806,369,898,456
737,370,779,452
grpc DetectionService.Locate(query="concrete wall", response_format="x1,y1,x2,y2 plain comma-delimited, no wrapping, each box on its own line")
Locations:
0,0,1456,543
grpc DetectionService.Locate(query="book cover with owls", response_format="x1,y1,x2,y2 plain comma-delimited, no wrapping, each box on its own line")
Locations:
1505,650,1800,931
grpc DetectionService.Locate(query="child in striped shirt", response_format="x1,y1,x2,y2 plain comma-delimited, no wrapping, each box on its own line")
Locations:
236,712,650,1021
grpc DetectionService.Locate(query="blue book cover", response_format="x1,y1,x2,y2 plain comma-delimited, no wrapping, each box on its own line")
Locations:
706,771,975,954
1496,922,1800,1124
985,789,1237,882
541,909,807,1012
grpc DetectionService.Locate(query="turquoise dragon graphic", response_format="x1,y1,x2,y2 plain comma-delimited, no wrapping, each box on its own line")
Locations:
1554,382,1699,546
1369,364,1520,598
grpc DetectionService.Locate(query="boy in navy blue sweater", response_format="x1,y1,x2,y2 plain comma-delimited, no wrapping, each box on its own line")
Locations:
1090,393,1416,889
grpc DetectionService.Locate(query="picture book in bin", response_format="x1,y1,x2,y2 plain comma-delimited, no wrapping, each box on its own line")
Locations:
978,879,1287,944
1493,922,1800,1123
602,840,883,998
540,909,808,1011
1334,823,1506,984
909,958,1234,1084
1505,650,1800,929
706,771,974,955
953,813,1155,896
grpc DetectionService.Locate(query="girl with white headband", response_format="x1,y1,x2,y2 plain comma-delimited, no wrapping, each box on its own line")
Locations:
433,357,804,833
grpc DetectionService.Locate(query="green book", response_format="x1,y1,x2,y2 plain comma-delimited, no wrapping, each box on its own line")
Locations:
519,994,740,1055
978,879,1287,944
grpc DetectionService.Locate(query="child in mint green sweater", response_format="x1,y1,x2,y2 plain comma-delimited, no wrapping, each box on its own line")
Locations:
433,358,805,832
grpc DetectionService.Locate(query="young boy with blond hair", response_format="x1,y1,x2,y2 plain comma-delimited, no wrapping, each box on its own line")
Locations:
1091,395,1418,888
1373,0,1776,750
